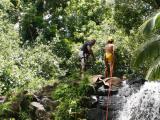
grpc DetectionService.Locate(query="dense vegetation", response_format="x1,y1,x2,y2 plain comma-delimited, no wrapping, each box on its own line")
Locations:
0,0,159,119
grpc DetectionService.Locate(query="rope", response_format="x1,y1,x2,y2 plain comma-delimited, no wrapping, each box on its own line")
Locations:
105,62,113,120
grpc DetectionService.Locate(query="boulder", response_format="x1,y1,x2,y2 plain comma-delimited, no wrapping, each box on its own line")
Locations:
91,75,123,88
102,77,123,87
30,102,50,120
127,78,146,85
30,102,45,111
96,85,118,96
40,97,59,111
91,75,104,84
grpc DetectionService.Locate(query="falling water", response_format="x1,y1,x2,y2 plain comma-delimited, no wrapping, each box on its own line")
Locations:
117,82,160,120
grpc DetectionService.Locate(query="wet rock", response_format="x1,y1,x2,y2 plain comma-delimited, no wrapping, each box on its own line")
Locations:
94,81,106,91
103,77,123,87
91,75,104,84
40,97,59,111
96,85,118,96
86,75,133,120
91,95,98,105
127,78,146,85
86,75,147,120
86,108,99,120
97,95,125,120
93,76,123,91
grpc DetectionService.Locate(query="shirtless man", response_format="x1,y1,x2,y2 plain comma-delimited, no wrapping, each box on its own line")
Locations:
104,39,115,78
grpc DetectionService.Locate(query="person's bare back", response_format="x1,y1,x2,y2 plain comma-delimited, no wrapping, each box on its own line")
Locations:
105,43,114,53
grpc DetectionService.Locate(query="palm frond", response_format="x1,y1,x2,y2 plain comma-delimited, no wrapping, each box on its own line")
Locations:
154,13,160,30
139,12,160,34
146,57,160,80
134,38,160,67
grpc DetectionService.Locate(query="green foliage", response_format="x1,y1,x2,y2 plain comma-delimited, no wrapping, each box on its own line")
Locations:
19,111,31,120
134,37,160,66
53,75,90,120
135,12,160,80
0,101,12,116
0,8,62,94
52,38,72,59
146,57,160,80
114,0,153,34
20,3,43,42
1,0,159,119
134,36,160,80
139,12,160,34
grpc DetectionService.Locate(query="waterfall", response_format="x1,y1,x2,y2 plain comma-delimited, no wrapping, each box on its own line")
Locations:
117,82,160,120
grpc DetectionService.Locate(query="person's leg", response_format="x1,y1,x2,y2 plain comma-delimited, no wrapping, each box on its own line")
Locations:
81,58,85,73
85,54,89,69
79,51,85,74
109,62,114,77
80,57,85,79
104,57,108,78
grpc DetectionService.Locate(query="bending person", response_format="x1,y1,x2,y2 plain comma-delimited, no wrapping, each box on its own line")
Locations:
79,39,96,73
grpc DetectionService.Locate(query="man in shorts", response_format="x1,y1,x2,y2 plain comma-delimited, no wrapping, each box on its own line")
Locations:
79,39,96,74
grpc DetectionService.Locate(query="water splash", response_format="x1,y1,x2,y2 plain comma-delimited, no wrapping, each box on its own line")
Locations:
118,82,160,120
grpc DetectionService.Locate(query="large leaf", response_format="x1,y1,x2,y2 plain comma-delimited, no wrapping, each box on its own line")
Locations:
134,37,160,66
139,12,160,34
154,13,160,30
146,57,160,80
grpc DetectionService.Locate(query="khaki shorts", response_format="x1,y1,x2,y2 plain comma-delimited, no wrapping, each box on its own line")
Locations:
79,51,87,70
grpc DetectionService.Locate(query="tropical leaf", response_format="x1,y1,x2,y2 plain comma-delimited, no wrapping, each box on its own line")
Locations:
146,57,160,80
140,17,155,34
139,12,160,34
154,13,160,30
134,37,160,66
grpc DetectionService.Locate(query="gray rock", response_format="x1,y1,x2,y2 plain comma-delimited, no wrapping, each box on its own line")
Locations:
41,97,59,111
30,102,45,111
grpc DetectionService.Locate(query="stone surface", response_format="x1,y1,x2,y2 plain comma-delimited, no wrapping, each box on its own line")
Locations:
86,75,146,120
41,97,59,111
30,102,45,111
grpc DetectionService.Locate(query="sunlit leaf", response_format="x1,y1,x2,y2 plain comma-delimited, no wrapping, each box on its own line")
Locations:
146,57,160,80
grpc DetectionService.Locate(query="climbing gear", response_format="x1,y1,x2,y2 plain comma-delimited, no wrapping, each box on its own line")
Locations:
106,78,112,120
105,64,113,120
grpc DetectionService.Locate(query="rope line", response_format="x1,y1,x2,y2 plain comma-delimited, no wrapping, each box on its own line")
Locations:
105,63,113,120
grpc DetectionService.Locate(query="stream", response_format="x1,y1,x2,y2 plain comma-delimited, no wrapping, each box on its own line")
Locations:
86,77,160,120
